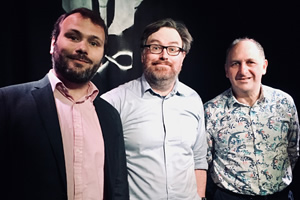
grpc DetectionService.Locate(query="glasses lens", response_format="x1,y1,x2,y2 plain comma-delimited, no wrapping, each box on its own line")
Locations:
167,46,180,55
146,45,182,56
150,45,162,53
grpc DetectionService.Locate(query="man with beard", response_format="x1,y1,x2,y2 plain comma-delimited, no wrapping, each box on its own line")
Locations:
101,18,208,200
0,8,128,200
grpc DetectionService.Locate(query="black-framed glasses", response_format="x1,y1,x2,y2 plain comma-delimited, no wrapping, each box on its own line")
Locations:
142,44,184,56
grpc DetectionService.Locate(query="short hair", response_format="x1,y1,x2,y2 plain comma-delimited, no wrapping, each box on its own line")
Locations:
225,37,265,64
51,7,108,49
141,18,193,54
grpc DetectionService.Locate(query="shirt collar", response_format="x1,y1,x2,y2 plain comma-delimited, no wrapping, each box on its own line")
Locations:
227,85,267,108
48,69,99,102
140,74,183,98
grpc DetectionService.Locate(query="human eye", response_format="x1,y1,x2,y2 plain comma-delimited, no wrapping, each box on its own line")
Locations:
168,46,179,53
65,32,79,42
230,61,240,67
151,44,161,51
69,35,79,41
247,60,256,66
149,44,163,53
90,40,100,47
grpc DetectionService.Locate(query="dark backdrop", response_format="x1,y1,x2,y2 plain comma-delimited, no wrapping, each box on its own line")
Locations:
2,0,299,199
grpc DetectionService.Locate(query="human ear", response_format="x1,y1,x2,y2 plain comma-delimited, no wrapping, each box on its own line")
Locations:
50,38,56,54
225,64,229,78
262,59,268,75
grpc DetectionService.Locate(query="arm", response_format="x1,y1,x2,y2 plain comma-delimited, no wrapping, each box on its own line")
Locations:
204,103,214,166
193,99,208,197
108,106,129,199
195,169,207,197
114,120,129,199
97,98,129,199
287,100,300,169
0,89,9,198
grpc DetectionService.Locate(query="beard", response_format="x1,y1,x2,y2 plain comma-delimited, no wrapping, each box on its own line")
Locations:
143,60,180,87
52,45,101,84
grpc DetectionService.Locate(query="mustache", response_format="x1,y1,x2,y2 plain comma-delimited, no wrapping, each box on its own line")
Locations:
67,54,93,64
152,60,172,66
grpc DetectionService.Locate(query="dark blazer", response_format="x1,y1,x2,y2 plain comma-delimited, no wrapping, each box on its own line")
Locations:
0,75,129,200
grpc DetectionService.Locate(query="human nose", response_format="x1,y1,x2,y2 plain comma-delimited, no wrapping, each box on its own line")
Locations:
159,47,169,59
238,62,248,74
76,40,88,54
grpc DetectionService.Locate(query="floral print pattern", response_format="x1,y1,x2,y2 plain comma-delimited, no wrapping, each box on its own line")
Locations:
204,85,299,195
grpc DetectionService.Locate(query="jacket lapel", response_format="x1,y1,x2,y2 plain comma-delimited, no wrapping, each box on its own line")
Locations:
31,76,67,189
93,97,115,197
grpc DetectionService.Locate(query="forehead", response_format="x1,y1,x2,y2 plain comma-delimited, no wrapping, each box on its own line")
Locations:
147,27,182,45
60,13,105,38
229,40,262,59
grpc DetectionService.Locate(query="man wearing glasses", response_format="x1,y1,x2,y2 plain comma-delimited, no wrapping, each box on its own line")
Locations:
101,18,208,200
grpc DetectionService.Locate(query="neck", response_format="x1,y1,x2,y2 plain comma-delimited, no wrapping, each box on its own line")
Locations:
55,72,90,101
233,88,261,107
148,79,176,97
64,81,90,102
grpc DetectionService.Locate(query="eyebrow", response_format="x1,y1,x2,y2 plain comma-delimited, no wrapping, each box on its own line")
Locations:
66,29,103,43
65,29,81,35
147,39,180,46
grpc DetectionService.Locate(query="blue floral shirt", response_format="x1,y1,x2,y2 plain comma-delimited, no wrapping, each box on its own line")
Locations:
204,85,299,195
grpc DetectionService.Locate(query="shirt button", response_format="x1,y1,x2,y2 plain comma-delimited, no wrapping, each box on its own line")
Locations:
76,149,81,153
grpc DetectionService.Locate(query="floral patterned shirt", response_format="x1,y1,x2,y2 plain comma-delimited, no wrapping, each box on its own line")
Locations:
204,85,299,195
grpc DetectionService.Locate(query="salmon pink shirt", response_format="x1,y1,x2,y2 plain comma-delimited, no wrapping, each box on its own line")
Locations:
48,70,105,200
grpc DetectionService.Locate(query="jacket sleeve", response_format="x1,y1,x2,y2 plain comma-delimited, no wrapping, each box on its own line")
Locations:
113,111,129,199
0,88,10,198
96,98,129,200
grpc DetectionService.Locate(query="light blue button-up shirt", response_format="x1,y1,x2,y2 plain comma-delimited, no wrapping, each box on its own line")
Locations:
101,75,208,200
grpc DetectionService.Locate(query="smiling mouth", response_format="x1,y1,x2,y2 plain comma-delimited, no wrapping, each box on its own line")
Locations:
237,77,251,81
155,63,169,67
68,55,92,64
74,58,90,64
153,63,171,69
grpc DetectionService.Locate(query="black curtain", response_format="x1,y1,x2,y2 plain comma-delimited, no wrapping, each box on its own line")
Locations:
3,1,300,199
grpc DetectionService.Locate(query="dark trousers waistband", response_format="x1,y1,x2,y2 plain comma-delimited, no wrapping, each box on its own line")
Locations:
215,186,291,200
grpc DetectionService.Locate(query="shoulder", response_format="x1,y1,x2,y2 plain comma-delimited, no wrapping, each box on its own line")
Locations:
94,96,123,131
0,76,49,95
101,78,141,107
0,76,49,101
96,96,120,115
0,77,50,120
263,85,295,104
103,78,139,95
175,82,207,115
204,88,232,110
1,82,34,94
177,81,203,102
178,81,198,96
